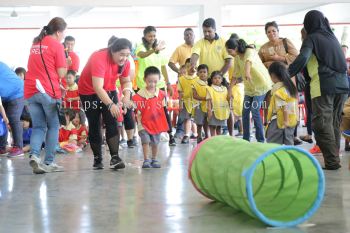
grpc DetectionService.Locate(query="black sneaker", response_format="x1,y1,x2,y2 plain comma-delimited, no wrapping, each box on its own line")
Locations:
93,160,104,170
110,155,125,169
181,136,189,144
169,135,176,146
197,137,203,144
127,140,135,148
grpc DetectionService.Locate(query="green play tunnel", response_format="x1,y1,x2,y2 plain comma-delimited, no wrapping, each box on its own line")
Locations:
188,136,325,227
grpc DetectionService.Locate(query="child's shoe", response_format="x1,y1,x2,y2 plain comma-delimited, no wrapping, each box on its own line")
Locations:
151,159,161,168
142,159,152,168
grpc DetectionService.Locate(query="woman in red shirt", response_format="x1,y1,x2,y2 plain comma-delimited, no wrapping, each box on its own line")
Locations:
78,38,133,170
25,17,67,174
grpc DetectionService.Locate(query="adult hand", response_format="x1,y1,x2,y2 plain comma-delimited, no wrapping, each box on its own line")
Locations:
109,103,121,119
67,56,72,66
155,40,166,52
208,111,213,120
121,96,133,109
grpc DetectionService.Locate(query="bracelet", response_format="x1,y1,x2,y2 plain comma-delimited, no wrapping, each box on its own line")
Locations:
107,102,114,111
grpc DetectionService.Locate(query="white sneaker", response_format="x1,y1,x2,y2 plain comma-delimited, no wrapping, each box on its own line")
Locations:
42,163,64,172
29,155,46,174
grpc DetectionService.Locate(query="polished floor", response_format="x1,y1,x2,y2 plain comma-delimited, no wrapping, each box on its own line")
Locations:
1,131,350,233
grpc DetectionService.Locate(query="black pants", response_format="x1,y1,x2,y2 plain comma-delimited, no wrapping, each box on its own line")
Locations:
312,94,347,168
80,91,120,160
304,83,313,135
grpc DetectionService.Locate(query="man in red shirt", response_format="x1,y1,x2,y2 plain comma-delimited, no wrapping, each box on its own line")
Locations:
64,36,80,73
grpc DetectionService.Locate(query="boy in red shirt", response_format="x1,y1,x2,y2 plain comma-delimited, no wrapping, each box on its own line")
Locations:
63,70,80,110
132,66,169,168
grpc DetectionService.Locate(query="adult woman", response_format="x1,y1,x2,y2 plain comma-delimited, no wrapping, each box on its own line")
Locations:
259,21,302,145
135,26,175,145
289,10,349,170
78,38,133,170
25,17,67,174
258,21,299,69
226,39,272,142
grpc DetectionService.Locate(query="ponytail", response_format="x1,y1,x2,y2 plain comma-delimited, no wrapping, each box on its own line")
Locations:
225,38,254,54
33,17,67,43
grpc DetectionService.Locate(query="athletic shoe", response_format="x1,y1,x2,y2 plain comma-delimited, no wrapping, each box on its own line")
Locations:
110,155,125,169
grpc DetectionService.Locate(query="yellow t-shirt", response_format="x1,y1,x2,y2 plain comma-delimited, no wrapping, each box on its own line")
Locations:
178,75,198,114
135,44,168,89
206,85,230,120
192,79,208,113
267,83,298,129
233,48,272,96
192,37,232,75
169,44,193,67
232,83,244,117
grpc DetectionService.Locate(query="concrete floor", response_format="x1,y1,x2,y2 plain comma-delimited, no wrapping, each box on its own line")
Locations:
1,131,350,233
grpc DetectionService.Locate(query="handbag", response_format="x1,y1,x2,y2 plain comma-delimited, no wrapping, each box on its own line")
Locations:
39,41,66,125
282,38,306,92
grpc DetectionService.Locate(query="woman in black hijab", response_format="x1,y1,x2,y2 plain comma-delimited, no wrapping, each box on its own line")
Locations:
289,10,349,170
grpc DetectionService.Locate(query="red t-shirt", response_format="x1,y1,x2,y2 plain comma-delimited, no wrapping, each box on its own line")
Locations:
25,36,66,99
76,125,88,142
78,49,130,95
68,51,80,72
59,123,77,142
63,83,80,110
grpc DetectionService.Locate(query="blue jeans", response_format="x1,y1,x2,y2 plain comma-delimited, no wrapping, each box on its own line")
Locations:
26,93,60,164
242,94,266,142
0,97,24,149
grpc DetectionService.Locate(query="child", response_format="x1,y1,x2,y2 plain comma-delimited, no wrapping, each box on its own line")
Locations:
206,71,230,137
72,110,88,149
231,77,244,136
15,67,26,80
63,70,80,110
178,58,198,144
21,114,32,153
0,97,9,155
58,109,80,153
192,64,209,143
132,66,169,168
266,62,298,145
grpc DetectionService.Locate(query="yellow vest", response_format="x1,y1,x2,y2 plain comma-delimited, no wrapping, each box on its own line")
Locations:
231,83,244,117
208,85,230,120
178,75,198,114
192,79,208,113
267,83,298,129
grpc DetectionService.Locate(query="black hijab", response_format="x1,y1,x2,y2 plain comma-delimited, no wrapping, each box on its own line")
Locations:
303,10,347,73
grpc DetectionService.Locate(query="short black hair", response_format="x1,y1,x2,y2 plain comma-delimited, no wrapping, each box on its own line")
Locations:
64,36,75,42
15,67,26,76
143,26,157,36
264,21,279,33
64,108,76,121
202,18,216,29
197,64,208,72
144,66,161,79
184,28,193,33
67,70,76,76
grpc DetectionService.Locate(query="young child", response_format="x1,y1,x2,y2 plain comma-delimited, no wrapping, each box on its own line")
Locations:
58,109,80,153
63,70,80,110
21,114,32,153
132,66,169,168
15,67,26,80
231,77,244,136
178,58,198,144
72,110,88,149
266,62,298,145
192,64,209,143
206,71,230,137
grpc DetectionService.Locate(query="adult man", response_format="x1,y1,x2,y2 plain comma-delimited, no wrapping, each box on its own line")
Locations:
190,18,232,76
64,36,80,73
168,28,195,74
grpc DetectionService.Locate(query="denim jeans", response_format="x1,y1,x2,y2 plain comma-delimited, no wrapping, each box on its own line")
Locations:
242,94,266,142
0,97,24,149
26,93,60,164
